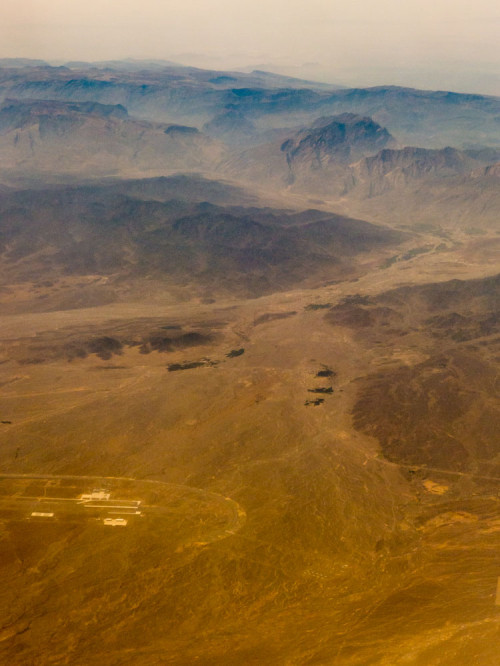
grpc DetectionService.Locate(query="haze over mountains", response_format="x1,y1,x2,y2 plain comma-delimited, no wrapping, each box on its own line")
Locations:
0,58,499,665
0,98,224,182
1,62,499,230
1,61,499,147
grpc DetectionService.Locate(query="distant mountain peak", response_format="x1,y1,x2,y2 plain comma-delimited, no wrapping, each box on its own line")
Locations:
0,98,128,133
203,108,256,144
281,114,395,167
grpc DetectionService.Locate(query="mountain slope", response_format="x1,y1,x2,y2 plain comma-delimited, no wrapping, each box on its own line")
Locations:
221,117,499,229
346,273,500,473
0,177,407,309
1,65,499,147
282,113,395,169
0,99,224,182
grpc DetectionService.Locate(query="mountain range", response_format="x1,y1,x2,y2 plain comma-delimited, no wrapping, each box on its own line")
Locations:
0,58,499,666
0,63,498,148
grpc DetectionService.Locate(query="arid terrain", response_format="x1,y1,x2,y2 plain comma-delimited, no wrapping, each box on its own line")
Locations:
0,59,499,665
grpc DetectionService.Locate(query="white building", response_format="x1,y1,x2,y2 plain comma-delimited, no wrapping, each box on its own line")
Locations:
103,517,127,527
80,489,111,501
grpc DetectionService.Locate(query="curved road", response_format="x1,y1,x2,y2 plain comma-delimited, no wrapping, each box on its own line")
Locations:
0,473,247,544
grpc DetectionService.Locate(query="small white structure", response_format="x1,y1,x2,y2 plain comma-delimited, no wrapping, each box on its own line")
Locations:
31,512,54,518
103,517,127,527
80,489,111,501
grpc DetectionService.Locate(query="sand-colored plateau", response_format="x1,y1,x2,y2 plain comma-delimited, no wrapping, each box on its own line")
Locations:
0,227,499,664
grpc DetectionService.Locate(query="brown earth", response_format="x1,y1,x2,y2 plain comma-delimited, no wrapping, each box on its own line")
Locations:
0,232,499,664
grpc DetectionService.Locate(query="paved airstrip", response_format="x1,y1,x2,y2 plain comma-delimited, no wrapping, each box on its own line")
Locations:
0,474,246,545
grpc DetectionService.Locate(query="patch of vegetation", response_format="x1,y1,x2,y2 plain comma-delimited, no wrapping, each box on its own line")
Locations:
168,358,218,371
316,367,336,378
381,246,433,268
167,361,206,372
140,332,213,354
339,294,371,306
308,387,333,394
226,348,245,358
400,245,433,261
305,303,331,311
254,311,296,325
87,337,123,361
380,255,399,269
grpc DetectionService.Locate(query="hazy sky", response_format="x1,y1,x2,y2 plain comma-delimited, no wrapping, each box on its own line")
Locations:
2,0,499,93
